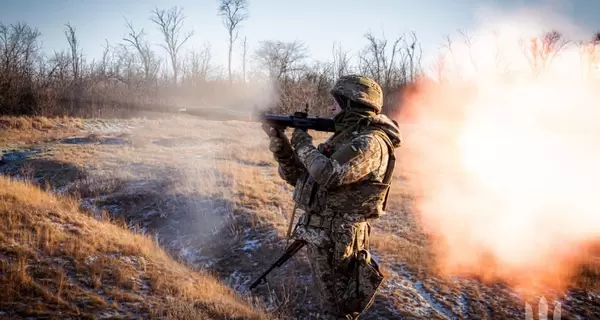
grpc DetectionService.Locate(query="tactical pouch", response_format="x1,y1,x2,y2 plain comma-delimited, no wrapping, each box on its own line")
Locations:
325,182,388,219
338,222,384,316
340,249,385,315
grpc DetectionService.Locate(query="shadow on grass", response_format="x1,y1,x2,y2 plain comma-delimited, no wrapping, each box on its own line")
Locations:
0,157,87,189
58,135,130,146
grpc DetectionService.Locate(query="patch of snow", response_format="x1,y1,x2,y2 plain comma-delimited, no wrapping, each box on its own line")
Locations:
414,280,457,320
243,239,260,252
457,293,469,317
227,270,252,292
198,256,216,269
178,246,201,264
85,255,98,265
82,121,134,134
119,256,136,264
378,264,456,319
53,185,70,195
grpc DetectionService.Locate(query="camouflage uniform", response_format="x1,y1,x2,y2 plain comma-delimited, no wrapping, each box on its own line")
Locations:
264,75,402,319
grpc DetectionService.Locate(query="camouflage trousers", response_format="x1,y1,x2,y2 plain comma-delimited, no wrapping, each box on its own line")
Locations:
301,217,385,319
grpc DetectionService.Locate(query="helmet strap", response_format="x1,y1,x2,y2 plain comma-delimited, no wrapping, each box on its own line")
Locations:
333,94,347,110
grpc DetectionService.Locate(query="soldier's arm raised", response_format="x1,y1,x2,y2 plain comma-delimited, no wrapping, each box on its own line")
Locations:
264,124,307,186
293,134,383,189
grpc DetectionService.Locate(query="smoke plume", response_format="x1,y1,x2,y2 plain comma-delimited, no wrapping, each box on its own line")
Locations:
398,4,600,295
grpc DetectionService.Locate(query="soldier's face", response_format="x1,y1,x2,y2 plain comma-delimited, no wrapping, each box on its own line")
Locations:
332,99,342,115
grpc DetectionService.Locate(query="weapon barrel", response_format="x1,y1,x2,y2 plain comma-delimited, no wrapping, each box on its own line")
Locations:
262,113,336,132
178,108,336,132
262,114,294,130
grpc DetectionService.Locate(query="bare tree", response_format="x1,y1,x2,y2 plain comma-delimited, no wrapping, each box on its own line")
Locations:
112,44,132,88
217,0,249,85
359,32,393,87
431,54,447,83
331,42,351,79
457,30,477,73
97,39,111,78
404,31,423,82
254,40,308,81
64,23,82,82
357,31,422,115
63,23,86,113
576,32,600,79
521,29,569,75
241,36,247,83
358,31,421,92
122,19,161,83
0,22,42,77
300,61,335,113
438,34,461,79
150,6,194,84
48,50,70,83
182,44,213,85
0,22,43,114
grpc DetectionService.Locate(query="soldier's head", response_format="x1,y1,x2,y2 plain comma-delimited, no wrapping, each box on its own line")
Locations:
330,75,383,116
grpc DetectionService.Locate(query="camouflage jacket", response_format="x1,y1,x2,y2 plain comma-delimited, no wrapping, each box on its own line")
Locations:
277,114,402,243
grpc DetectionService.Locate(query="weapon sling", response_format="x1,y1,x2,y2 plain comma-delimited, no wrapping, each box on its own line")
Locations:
249,239,306,290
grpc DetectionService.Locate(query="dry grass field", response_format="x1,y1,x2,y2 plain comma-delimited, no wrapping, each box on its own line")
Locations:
1,114,600,319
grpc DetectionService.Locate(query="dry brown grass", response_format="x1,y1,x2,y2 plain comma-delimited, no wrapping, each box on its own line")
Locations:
3,115,600,318
0,175,269,319
0,115,85,145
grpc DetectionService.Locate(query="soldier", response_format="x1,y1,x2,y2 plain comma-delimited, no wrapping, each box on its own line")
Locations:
262,75,402,319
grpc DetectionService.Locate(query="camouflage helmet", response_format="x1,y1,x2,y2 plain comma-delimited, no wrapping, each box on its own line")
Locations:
330,75,383,113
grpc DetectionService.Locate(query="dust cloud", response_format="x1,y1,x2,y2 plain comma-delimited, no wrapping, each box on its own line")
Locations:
398,4,600,295
214,80,280,113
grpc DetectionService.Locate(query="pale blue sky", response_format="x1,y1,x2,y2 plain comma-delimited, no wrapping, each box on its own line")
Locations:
1,0,599,73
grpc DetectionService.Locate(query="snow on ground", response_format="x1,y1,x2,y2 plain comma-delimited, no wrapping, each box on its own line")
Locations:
80,119,141,134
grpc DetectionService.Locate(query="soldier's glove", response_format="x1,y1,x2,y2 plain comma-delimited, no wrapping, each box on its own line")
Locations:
262,123,293,160
291,128,313,150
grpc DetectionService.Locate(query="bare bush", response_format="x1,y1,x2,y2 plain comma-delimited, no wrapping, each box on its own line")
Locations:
254,40,309,82
331,42,352,79
520,29,570,75
181,44,213,86
358,31,422,114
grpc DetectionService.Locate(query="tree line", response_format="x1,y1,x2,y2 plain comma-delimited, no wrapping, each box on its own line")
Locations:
0,1,426,118
1,1,598,118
